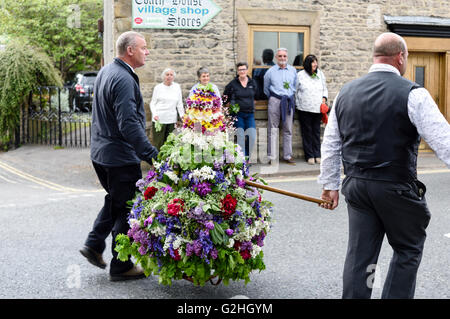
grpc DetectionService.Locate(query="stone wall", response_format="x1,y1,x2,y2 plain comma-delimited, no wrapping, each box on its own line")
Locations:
110,0,450,160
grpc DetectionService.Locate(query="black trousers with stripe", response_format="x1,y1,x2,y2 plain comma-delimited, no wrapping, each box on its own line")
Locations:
341,176,431,299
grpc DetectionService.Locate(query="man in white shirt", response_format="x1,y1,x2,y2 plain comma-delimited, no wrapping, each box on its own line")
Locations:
318,32,450,298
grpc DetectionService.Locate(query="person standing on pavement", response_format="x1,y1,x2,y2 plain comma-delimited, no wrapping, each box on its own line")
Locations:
295,54,328,165
318,32,450,299
223,62,257,160
150,68,185,151
80,31,159,282
264,48,298,165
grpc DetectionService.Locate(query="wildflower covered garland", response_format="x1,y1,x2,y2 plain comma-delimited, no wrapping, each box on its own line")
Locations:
115,84,273,286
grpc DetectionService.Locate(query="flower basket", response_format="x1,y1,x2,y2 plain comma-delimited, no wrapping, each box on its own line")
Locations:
115,85,273,286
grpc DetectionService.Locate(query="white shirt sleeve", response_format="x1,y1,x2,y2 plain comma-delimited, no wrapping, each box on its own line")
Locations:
408,88,450,168
320,69,328,100
317,92,342,190
149,84,160,122
175,83,185,120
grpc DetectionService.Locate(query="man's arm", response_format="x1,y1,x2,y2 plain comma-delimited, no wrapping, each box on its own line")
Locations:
317,94,342,210
408,88,450,168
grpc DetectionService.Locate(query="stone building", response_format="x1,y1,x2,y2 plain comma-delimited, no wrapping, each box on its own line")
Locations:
104,0,450,160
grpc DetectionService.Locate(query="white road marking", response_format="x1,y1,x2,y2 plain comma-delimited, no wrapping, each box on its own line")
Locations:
444,233,450,239
0,173,17,183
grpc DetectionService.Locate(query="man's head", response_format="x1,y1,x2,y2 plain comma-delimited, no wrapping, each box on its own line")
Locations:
275,48,288,68
262,49,274,64
116,31,149,69
373,32,408,75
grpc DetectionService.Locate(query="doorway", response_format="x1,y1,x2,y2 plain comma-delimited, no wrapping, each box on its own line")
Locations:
404,51,446,149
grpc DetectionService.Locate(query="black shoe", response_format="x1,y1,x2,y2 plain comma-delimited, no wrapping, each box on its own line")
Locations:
80,245,107,269
109,266,146,282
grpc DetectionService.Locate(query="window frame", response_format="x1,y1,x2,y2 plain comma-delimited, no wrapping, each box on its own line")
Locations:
248,25,310,109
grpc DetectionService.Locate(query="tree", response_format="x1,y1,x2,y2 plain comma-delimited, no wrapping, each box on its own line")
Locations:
0,0,103,81
0,40,63,147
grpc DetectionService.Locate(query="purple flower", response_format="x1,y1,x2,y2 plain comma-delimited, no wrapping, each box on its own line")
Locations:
182,170,191,182
144,216,153,227
210,247,218,260
138,245,147,256
241,241,252,251
186,240,203,257
161,185,173,193
192,182,212,197
205,221,215,230
225,229,234,236
136,178,147,191
236,178,246,188
146,170,157,183
214,170,225,184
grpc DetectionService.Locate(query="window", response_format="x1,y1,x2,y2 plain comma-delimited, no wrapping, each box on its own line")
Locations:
249,25,310,103
415,66,425,87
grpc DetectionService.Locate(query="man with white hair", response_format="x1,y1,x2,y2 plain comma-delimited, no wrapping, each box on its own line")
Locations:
318,32,450,298
80,31,159,281
263,48,298,165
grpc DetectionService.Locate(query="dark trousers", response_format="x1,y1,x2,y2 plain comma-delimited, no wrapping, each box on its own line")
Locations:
234,111,256,158
298,110,322,160
152,123,175,151
85,161,142,275
341,177,431,299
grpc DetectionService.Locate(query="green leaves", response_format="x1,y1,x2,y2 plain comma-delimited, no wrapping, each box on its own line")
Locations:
0,40,62,145
210,222,228,245
0,0,102,80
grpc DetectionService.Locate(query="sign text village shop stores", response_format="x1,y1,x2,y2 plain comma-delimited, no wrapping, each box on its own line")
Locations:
105,0,450,160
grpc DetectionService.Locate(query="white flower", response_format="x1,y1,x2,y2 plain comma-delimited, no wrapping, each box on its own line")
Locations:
172,236,184,250
251,244,262,258
163,234,173,252
227,238,235,248
150,225,166,237
189,166,216,182
164,170,179,184
128,218,138,227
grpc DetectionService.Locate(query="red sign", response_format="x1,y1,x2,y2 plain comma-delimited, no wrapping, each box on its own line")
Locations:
134,17,143,24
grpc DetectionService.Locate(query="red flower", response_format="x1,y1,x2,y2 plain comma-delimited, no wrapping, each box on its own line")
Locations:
168,198,184,217
144,186,158,200
221,194,237,219
240,250,251,260
172,249,181,261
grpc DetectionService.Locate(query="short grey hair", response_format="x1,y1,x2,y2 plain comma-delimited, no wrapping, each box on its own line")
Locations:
116,31,145,57
197,66,209,78
276,48,288,55
161,68,176,81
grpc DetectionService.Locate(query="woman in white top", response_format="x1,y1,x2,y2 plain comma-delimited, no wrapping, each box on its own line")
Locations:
295,54,328,165
189,66,221,98
150,68,185,151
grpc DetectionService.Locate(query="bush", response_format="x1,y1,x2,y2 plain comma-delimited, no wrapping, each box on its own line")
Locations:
0,40,62,147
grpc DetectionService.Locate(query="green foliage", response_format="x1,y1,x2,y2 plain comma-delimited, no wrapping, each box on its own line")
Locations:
0,41,62,145
0,0,103,80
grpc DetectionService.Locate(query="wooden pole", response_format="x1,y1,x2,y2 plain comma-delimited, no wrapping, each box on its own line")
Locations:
245,180,333,205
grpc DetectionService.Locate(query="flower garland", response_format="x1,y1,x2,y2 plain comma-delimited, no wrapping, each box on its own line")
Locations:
115,84,273,286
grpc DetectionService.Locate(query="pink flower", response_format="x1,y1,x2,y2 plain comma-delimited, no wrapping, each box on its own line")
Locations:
167,198,184,217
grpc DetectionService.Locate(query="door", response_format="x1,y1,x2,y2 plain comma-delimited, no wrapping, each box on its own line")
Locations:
404,52,446,150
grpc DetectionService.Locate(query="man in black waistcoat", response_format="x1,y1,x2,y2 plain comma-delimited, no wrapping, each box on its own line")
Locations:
318,33,450,298
79,31,158,281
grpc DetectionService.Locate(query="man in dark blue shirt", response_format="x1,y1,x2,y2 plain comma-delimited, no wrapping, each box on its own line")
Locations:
80,31,158,281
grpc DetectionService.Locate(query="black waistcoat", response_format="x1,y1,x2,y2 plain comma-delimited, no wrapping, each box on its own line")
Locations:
335,71,421,182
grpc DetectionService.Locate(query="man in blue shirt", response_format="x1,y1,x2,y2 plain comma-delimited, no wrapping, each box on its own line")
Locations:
264,48,298,165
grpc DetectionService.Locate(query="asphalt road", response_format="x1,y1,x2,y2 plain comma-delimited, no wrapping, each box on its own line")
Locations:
1,156,449,300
